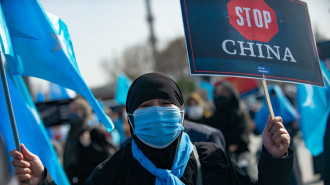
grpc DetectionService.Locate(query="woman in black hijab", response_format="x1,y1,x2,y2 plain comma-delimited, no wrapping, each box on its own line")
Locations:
11,73,293,185
205,81,250,155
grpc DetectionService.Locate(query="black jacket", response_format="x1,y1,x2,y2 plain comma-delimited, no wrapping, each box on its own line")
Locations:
41,142,293,185
183,120,226,150
83,142,293,185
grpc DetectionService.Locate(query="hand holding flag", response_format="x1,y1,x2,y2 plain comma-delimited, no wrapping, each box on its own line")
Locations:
10,144,45,185
0,74,70,185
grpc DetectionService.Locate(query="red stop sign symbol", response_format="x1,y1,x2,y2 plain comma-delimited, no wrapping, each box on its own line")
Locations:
227,0,279,42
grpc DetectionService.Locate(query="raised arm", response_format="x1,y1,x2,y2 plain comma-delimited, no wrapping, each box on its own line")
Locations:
262,116,290,157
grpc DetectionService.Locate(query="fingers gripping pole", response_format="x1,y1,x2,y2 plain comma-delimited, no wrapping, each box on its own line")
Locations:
261,75,284,150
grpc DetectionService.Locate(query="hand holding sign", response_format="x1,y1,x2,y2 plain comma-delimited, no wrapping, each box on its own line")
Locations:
262,116,290,157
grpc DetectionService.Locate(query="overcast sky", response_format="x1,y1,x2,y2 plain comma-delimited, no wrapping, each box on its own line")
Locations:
35,0,330,90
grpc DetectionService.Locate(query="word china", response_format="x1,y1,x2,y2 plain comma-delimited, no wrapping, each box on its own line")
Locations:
222,39,296,62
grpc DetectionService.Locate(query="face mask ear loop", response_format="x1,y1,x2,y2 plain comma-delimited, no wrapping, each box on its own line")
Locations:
180,109,185,126
126,113,135,131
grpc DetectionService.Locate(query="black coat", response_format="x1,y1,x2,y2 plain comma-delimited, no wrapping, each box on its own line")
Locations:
64,127,117,185
323,115,330,185
205,108,249,154
183,120,226,150
83,142,293,185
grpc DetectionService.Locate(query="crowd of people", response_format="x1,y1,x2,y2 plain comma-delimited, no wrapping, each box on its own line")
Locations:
9,72,330,185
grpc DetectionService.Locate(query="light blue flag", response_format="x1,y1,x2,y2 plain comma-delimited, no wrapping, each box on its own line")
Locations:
35,90,45,103
0,74,70,185
115,73,132,106
49,82,70,101
254,84,298,134
297,62,330,156
198,81,214,101
0,3,21,69
1,0,114,132
0,3,69,183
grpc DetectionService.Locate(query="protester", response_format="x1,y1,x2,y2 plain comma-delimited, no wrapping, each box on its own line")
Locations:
106,106,127,146
204,80,252,171
63,97,117,185
184,92,226,149
185,92,212,123
11,72,293,185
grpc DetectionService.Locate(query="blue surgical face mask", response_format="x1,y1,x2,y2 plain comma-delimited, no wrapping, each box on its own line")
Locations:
127,106,184,149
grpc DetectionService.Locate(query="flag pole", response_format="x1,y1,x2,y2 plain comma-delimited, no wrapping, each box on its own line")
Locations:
261,74,284,150
0,50,21,153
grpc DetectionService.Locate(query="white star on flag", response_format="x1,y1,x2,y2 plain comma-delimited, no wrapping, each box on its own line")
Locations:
50,32,69,58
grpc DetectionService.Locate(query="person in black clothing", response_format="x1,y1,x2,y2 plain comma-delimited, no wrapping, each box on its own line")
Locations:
205,81,251,169
63,98,117,185
11,73,293,185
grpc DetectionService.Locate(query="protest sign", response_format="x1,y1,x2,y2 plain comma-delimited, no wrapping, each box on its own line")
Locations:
180,0,324,87
35,99,74,127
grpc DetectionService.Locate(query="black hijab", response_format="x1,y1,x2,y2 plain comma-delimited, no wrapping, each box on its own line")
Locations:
213,81,239,111
209,81,249,153
126,72,184,170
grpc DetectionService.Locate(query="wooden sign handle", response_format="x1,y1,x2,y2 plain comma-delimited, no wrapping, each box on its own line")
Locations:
261,75,284,150
261,77,275,119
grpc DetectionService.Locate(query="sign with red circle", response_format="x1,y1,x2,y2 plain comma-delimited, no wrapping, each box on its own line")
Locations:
180,0,324,87
227,0,279,42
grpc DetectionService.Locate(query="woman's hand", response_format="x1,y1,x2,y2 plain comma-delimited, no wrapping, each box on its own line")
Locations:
262,116,291,157
10,144,45,185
